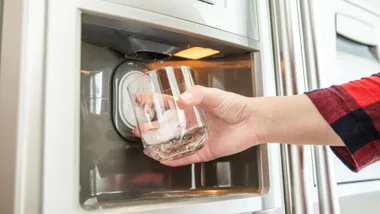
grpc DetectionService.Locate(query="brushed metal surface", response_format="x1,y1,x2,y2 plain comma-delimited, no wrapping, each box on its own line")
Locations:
299,0,341,213
41,0,282,213
270,0,315,213
0,0,46,214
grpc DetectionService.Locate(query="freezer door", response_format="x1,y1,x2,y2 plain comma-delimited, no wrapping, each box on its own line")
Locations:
332,35,380,183
344,0,380,17
298,0,380,212
339,192,380,214
331,0,380,184
40,0,284,214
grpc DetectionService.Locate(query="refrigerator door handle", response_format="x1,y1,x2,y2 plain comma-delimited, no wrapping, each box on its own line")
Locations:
269,0,314,213
335,12,380,61
313,146,340,214
299,0,341,213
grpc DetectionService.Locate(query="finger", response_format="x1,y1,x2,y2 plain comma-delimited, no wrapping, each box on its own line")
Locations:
159,152,204,167
135,93,176,108
133,128,140,137
133,121,159,137
178,85,227,110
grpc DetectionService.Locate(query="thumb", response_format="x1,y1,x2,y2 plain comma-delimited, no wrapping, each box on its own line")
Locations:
178,85,249,122
178,85,227,110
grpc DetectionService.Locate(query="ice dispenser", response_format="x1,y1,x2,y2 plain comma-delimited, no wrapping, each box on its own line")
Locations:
0,0,283,213
76,3,280,210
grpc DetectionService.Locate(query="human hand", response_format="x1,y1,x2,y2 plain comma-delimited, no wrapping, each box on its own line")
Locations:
133,85,267,167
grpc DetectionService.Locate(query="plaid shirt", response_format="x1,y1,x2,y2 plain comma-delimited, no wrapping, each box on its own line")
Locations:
306,73,380,172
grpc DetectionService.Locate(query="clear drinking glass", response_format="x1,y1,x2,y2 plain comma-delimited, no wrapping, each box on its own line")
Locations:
127,66,208,161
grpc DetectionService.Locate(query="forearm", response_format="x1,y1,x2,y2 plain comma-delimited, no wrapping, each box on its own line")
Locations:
250,73,380,173
250,95,344,146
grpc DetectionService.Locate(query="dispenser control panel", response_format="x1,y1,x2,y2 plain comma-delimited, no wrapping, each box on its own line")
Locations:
104,0,259,40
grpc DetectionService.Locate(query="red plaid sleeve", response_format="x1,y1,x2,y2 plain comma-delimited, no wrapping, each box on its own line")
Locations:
306,73,380,172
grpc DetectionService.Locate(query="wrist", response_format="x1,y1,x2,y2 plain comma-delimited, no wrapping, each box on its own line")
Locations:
250,94,344,147
245,96,276,145
247,95,311,145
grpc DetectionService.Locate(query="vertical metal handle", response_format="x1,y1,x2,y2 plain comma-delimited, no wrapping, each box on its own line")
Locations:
269,0,315,213
299,0,340,213
313,146,340,214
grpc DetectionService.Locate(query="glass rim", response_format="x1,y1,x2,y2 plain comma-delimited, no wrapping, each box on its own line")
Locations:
146,65,192,74
126,65,194,91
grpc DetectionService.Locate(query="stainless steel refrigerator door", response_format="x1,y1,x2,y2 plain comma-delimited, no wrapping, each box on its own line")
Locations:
344,0,380,17
0,0,46,214
40,0,284,214
0,0,3,59
332,36,380,183
330,0,380,186
339,192,380,214
331,35,380,208
296,0,380,213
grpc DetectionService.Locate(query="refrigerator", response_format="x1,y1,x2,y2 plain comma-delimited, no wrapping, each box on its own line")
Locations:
1,0,379,214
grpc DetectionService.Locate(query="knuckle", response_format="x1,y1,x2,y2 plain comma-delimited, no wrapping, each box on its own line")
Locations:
192,85,203,92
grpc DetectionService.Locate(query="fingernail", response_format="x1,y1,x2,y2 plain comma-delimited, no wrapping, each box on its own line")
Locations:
180,92,193,103
135,96,141,105
133,128,139,136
